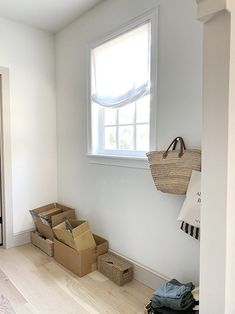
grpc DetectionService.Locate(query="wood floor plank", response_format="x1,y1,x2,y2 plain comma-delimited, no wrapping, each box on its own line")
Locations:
0,295,16,314
0,248,89,314
43,262,117,314
0,244,153,314
0,269,27,305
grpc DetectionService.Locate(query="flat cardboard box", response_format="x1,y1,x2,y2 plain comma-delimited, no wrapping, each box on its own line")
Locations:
54,234,108,277
53,219,96,251
30,203,76,240
31,231,54,257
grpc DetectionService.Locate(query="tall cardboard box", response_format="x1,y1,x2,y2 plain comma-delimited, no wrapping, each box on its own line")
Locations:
30,203,76,240
53,219,96,251
54,234,108,277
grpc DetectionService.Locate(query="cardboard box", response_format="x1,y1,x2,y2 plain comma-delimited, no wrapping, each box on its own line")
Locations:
30,203,76,240
53,219,96,251
54,234,108,277
38,207,63,222
98,252,133,286
31,231,54,257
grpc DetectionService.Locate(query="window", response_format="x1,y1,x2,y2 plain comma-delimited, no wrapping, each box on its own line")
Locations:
88,10,157,167
101,96,150,155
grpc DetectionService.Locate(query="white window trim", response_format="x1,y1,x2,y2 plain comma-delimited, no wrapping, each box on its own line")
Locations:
87,7,158,169
87,154,149,169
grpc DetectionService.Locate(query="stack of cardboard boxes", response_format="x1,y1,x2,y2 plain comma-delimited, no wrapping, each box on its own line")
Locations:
30,203,108,277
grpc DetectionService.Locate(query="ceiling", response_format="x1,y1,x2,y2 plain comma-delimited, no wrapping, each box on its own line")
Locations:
0,0,103,33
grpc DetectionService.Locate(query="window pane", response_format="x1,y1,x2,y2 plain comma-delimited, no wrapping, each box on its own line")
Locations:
104,107,117,126
105,127,117,150
118,103,135,125
136,124,149,151
136,95,150,123
119,126,134,150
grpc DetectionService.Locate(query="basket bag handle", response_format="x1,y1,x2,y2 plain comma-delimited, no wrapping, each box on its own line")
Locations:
163,137,186,159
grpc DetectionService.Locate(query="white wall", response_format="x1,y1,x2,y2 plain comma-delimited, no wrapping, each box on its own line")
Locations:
199,10,230,314
56,0,203,283
0,18,57,234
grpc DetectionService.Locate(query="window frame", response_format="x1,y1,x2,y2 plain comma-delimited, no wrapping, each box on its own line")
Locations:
100,99,150,156
87,8,158,169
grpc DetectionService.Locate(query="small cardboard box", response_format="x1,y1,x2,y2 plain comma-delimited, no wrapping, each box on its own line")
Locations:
54,234,108,277
98,252,133,286
31,231,54,257
30,203,76,240
53,219,96,251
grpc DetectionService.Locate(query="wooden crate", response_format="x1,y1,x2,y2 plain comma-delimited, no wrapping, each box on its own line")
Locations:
98,252,133,286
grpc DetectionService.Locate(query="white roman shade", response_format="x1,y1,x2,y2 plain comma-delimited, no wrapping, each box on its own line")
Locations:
91,22,151,108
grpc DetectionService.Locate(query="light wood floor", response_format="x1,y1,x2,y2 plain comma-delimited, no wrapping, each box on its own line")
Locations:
0,244,153,314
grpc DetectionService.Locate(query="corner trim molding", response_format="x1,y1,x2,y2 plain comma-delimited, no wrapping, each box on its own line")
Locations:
0,67,14,249
196,0,228,23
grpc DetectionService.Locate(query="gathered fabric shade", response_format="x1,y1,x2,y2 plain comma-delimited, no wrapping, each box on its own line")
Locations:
91,22,151,108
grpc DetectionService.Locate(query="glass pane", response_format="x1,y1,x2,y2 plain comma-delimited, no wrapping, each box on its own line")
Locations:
119,126,134,150
104,107,117,126
105,127,117,150
136,124,149,151
118,103,135,125
136,95,150,123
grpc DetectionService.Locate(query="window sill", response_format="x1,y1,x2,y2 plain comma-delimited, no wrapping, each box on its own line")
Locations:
87,154,150,169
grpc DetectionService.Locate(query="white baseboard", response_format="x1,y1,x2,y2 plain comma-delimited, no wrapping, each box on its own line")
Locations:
109,249,169,290
6,229,33,248
6,230,168,291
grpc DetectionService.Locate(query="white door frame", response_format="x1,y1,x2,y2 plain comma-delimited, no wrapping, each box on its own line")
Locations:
0,67,14,248
196,1,235,313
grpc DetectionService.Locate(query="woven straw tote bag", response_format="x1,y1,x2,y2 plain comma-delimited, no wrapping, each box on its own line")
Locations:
146,137,201,195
